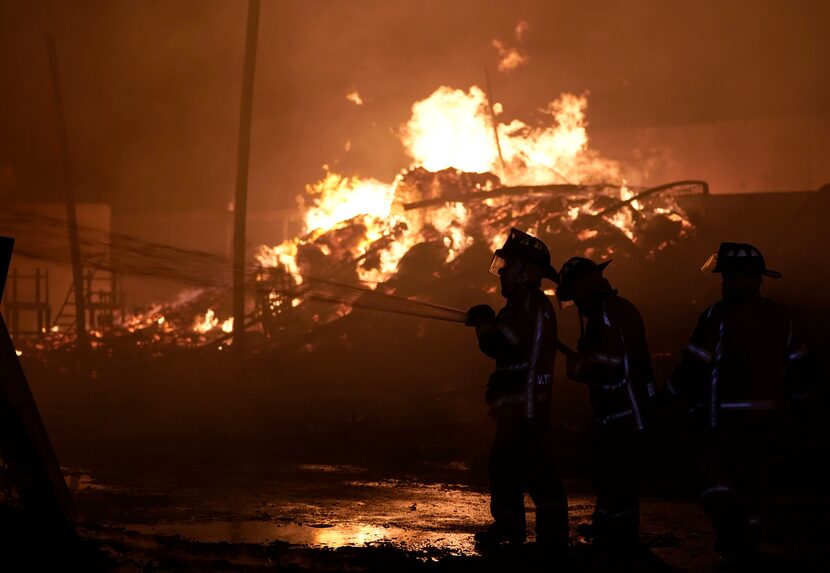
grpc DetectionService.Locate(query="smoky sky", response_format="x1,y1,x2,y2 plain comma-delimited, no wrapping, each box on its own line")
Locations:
1,0,828,213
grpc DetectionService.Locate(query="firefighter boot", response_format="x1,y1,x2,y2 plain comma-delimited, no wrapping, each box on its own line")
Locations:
474,523,526,548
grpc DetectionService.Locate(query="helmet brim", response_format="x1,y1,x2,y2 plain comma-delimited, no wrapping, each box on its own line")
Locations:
555,259,611,301
702,252,782,279
490,249,560,282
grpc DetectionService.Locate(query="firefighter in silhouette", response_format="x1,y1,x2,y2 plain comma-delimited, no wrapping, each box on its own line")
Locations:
465,228,569,553
557,257,655,551
667,242,810,555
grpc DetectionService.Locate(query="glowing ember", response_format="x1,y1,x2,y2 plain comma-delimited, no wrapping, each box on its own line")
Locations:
346,89,364,106
122,303,165,333
193,309,218,334
193,309,231,335
606,182,637,241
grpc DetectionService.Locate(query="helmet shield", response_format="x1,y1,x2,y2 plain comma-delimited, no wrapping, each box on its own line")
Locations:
553,289,574,309
700,252,718,273
489,228,559,282
489,252,508,277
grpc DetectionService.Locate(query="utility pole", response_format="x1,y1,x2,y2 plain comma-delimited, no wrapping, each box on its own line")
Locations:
47,36,88,360
233,0,261,373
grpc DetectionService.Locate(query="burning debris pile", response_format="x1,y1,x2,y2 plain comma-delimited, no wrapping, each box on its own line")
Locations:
11,86,706,356
14,287,238,360
252,171,703,341
252,87,703,341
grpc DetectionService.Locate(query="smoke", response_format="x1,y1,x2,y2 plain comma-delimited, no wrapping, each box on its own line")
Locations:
1,0,828,216
491,20,530,73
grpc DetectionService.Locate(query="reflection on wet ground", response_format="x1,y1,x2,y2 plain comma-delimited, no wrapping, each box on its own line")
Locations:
127,521,479,554
67,461,828,570
122,467,493,554
71,462,595,556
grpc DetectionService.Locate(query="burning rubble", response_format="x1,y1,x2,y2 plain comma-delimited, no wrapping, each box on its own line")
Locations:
13,85,704,357
252,86,701,340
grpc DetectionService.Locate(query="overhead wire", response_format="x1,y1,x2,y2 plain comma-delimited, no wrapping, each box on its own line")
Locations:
0,205,470,321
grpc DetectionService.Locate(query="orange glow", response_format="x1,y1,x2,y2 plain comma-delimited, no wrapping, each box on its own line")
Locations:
401,87,621,186
252,85,695,324
257,87,630,290
302,171,396,237
193,309,232,335
402,86,497,174
606,182,637,240
193,309,218,334
346,89,364,106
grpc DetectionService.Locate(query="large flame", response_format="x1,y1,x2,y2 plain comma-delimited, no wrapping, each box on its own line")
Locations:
252,83,694,330
403,87,621,186
401,86,497,174
303,171,396,237
257,86,629,288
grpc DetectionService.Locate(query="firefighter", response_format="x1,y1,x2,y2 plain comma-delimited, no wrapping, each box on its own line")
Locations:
557,256,655,551
465,228,569,554
667,242,810,555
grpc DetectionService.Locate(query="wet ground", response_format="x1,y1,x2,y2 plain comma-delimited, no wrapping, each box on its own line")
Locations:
59,460,828,572
76,462,491,555
17,346,830,571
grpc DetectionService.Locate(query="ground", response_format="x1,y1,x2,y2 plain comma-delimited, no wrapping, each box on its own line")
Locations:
16,459,816,572
6,347,827,571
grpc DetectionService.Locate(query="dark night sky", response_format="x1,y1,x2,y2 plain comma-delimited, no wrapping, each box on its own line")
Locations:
1,0,828,212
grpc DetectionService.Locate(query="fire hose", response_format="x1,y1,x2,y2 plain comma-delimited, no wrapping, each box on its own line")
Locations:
297,278,576,357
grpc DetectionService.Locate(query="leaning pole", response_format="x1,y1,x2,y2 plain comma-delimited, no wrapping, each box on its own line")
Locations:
47,36,89,363
232,0,261,373
0,236,76,539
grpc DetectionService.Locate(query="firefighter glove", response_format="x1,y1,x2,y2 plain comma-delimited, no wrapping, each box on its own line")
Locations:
465,304,496,327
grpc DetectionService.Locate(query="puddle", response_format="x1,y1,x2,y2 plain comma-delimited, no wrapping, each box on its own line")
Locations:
76,461,595,556
127,521,476,554
297,464,368,474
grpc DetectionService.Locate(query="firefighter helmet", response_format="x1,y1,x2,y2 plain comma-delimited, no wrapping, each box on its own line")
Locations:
700,242,782,278
555,256,611,302
489,228,559,282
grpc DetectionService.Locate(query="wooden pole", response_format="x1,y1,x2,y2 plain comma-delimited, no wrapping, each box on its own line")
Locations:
482,66,507,176
232,0,260,371
46,36,88,359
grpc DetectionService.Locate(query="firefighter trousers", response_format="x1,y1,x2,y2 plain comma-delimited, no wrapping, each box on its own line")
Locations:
591,424,642,549
696,414,781,552
488,417,569,548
